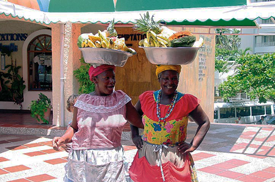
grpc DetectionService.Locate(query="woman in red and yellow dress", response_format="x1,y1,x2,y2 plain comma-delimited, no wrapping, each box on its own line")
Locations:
129,65,210,182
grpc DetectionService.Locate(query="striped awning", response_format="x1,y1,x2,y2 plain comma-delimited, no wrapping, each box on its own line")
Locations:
0,0,274,27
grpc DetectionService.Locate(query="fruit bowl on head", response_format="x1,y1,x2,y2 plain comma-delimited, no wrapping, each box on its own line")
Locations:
79,48,135,67
141,46,201,65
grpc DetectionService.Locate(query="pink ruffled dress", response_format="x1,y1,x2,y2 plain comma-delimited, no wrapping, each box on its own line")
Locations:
64,90,131,182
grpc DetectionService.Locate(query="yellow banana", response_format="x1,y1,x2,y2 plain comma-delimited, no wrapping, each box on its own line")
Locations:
147,31,160,47
157,37,168,46
88,35,101,44
98,30,107,42
95,41,101,48
85,39,89,47
157,35,169,42
139,39,144,46
87,39,96,48
143,38,150,47
81,40,86,48
101,40,108,48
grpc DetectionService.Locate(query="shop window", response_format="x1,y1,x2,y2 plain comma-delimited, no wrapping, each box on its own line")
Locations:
252,106,265,116
220,108,235,119
28,35,52,91
236,107,250,117
266,105,271,115
214,110,218,119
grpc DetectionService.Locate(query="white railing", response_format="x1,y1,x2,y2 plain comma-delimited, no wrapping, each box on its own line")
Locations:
256,42,275,47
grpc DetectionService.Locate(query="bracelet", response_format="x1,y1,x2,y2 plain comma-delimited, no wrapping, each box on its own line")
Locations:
69,124,77,132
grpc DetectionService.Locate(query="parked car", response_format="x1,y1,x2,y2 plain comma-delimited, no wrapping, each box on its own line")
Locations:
265,115,275,125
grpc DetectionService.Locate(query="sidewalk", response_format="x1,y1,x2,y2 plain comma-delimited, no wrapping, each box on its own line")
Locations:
0,123,274,182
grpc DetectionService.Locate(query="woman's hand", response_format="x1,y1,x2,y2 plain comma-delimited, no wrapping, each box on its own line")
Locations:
132,135,143,149
62,143,72,153
52,137,65,151
178,142,197,154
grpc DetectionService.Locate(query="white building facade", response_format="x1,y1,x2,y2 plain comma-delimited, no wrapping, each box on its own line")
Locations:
214,0,275,124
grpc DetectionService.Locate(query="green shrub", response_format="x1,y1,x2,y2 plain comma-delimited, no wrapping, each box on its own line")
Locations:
73,58,95,94
30,93,51,124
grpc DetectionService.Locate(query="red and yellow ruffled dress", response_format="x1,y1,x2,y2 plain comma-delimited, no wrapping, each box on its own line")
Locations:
129,90,200,182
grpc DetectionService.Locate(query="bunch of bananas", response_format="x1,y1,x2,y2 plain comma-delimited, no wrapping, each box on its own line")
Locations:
78,19,136,54
79,30,136,55
139,30,171,47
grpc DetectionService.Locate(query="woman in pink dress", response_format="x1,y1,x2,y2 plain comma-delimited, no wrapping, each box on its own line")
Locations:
52,64,143,182
129,65,210,182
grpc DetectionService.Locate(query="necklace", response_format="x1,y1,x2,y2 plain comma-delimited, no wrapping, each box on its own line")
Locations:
156,90,178,127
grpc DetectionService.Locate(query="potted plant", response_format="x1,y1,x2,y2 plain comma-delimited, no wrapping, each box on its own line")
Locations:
30,93,51,124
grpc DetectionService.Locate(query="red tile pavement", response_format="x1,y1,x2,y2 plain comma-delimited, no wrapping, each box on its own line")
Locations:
26,174,56,182
211,162,239,170
262,128,274,131
230,142,249,152
250,171,275,179
24,151,46,157
0,157,9,162
39,141,53,146
249,144,261,148
24,143,43,148
240,135,254,139
246,154,266,159
1,116,275,182
226,159,250,166
256,146,272,155
254,137,267,142
242,131,257,135
268,148,275,156
0,169,8,175
40,149,60,154
237,175,266,182
216,170,245,179
123,146,137,151
8,179,30,182
44,158,67,165
198,166,226,174
265,167,275,173
4,165,30,173
266,135,275,142
192,152,215,161
198,159,251,177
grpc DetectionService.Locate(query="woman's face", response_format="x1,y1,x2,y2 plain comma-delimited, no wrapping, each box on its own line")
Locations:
94,69,116,96
158,70,179,95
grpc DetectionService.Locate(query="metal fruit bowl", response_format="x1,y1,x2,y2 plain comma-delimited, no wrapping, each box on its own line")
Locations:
141,46,201,65
79,48,135,67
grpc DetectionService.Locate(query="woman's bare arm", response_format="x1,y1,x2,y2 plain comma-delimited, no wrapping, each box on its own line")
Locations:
52,107,78,150
178,105,210,153
126,101,144,129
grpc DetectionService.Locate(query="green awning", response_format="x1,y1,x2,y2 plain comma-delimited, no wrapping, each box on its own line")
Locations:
116,0,247,11
48,0,115,12
166,19,257,27
0,0,274,28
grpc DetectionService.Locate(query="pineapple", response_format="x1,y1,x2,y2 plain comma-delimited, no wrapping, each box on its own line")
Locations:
106,19,117,37
134,12,162,34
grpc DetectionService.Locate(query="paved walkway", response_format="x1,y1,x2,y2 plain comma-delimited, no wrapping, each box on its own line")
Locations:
0,123,274,182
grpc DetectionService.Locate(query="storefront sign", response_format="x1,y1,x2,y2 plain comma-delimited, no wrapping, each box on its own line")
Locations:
198,35,212,82
118,33,146,42
0,33,28,41
0,43,18,52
